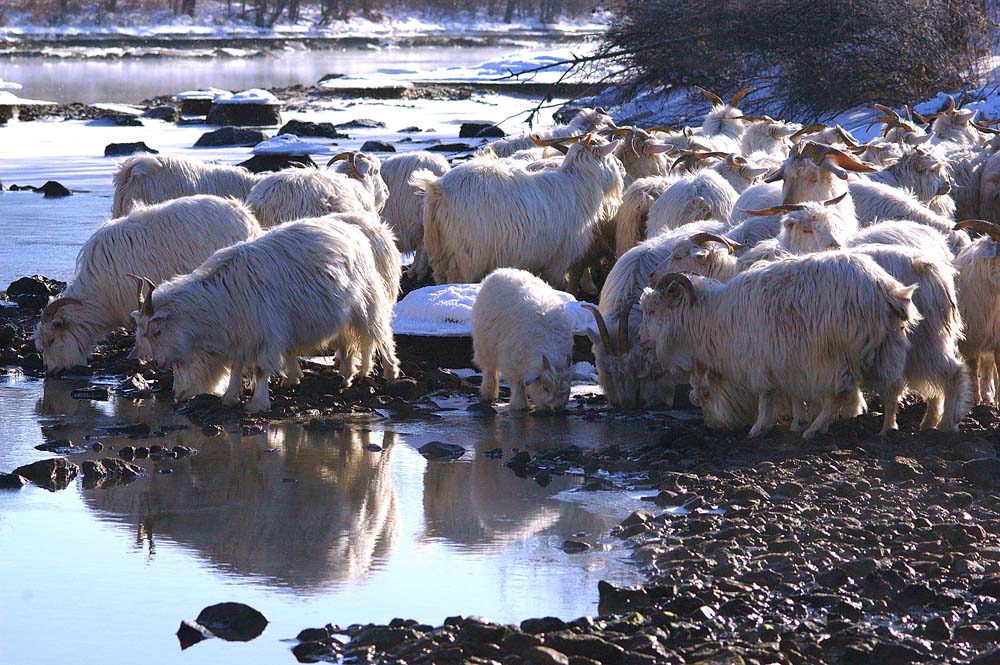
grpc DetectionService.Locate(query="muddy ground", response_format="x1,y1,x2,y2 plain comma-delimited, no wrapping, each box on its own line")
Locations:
7,274,1000,664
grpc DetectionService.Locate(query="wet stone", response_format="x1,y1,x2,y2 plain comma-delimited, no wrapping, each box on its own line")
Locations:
71,386,109,401
11,458,79,490
418,441,465,460
172,446,195,459
524,646,569,665
351,626,423,649
194,602,268,642
292,640,341,663
335,118,385,129
963,458,1000,489
562,540,591,554
104,141,158,157
176,619,213,650
81,458,145,485
520,617,566,635
118,446,136,461
0,472,27,489
360,140,395,152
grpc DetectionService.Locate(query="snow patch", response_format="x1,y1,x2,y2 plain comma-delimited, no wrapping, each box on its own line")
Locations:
252,134,337,156
175,87,230,100
213,88,282,105
392,283,599,337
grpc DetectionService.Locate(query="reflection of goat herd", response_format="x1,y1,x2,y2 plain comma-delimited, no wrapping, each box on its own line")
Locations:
29,86,1000,438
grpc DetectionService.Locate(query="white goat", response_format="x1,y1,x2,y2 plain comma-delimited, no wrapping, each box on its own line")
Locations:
112,155,261,217
131,219,398,411
613,176,676,258
646,169,738,236
472,268,574,411
35,196,261,373
638,254,918,438
481,108,616,158
412,137,622,286
953,220,1000,405
587,220,726,409
246,156,385,228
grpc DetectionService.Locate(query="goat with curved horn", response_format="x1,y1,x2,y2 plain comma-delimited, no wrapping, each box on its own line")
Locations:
583,304,615,355
730,87,755,107
695,86,724,107
40,297,83,324
689,232,743,253
955,219,1000,242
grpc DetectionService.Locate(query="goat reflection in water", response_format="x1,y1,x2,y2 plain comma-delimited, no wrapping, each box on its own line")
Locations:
36,380,399,588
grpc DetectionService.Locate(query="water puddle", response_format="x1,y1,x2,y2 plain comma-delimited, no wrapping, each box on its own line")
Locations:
0,375,654,664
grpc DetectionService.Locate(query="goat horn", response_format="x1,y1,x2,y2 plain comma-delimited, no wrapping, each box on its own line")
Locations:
616,307,631,355
973,121,1000,135
40,297,83,323
799,141,879,173
911,109,929,125
824,192,849,207
582,304,614,356
789,123,829,142
763,165,785,183
730,87,755,107
954,219,1000,242
650,270,695,296
946,95,956,114
690,232,743,254
126,273,145,310
141,277,156,317
326,151,353,167
695,86,724,107
627,130,642,158
646,143,675,154
874,104,902,121
834,125,860,147
739,203,806,216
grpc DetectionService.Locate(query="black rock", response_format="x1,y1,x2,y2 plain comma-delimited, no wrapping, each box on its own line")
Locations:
104,142,158,157
398,126,423,133
202,424,223,436
81,458,145,483
520,617,567,634
194,602,268,642
134,446,149,459
206,103,281,127
176,619,213,650
194,126,268,148
459,122,505,138
428,142,475,152
317,73,343,83
365,444,383,452
482,448,504,458
963,457,1000,489
35,440,86,455
278,119,347,139
38,181,72,197
335,118,385,129
0,472,27,489
0,322,17,347
562,540,591,553
97,113,143,127
418,441,465,460
7,274,62,311
118,446,136,461
179,98,214,116
237,154,316,173
383,378,421,399
71,386,110,401
172,445,195,458
360,140,395,152
292,640,341,663
350,626,422,649
12,458,80,490
142,105,178,122
297,627,332,642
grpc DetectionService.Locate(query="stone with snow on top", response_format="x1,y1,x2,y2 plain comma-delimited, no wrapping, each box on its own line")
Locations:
0,90,55,122
392,284,599,338
175,87,230,101
213,89,282,105
252,134,336,156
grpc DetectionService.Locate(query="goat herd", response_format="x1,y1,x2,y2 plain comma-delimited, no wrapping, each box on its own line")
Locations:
28,87,1000,439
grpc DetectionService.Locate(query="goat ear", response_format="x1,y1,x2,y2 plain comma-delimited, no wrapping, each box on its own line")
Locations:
664,281,692,307
354,157,373,177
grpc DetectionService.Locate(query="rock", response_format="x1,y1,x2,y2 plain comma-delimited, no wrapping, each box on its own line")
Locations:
81,458,145,483
884,456,923,481
775,481,803,498
115,373,153,397
731,485,769,503
318,73,343,83
179,98,213,116
237,154,317,173
278,119,347,139
142,105,178,122
118,447,136,461
195,602,268,642
524,646,569,665
972,648,1000,665
172,445,195,459
383,377,421,399
398,126,422,133
562,540,591,553
292,640,341,663
963,457,1000,489
428,142,475,152
202,424,223,436
296,627,331,642
418,441,465,460
520,617,567,634
7,274,61,310
350,626,422,649
104,142,158,157
71,386,110,401
620,510,652,528
360,140,395,152
459,122,505,138
176,619,213,649
544,632,625,665
0,322,17,347
194,126,268,148
482,447,504,458
98,113,143,126
0,472,27,489
12,458,80,490
206,103,281,127
335,118,385,129
38,181,72,197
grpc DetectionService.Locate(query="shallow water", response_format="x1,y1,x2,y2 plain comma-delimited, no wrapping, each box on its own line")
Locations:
0,374,652,664
4,44,540,104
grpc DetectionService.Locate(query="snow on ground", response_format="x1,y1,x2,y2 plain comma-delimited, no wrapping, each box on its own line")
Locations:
0,5,608,41
392,284,598,337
